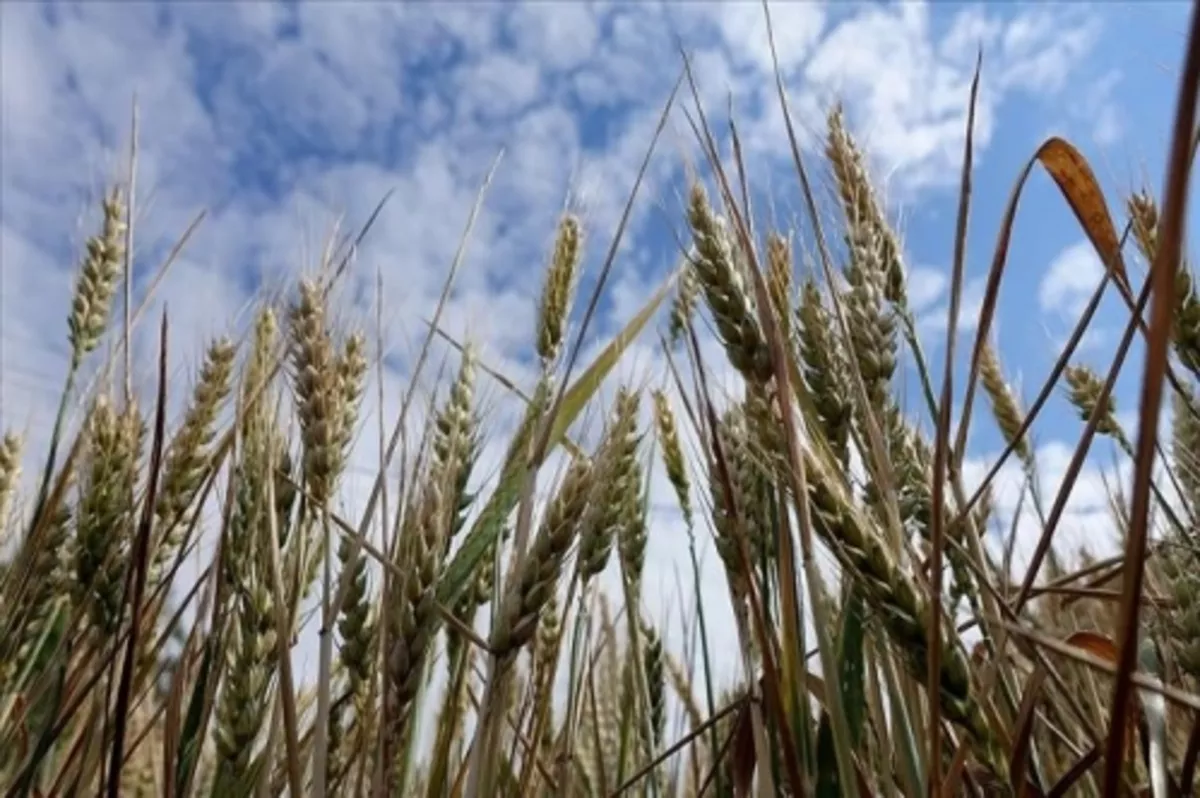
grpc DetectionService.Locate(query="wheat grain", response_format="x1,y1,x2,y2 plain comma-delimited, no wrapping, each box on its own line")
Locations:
797,277,854,469
686,182,772,383
153,337,236,579
826,105,907,308
1064,363,1129,451
576,388,638,583
537,214,583,368
73,396,144,635
668,253,700,347
979,338,1033,468
652,388,692,528
67,188,127,367
0,433,23,543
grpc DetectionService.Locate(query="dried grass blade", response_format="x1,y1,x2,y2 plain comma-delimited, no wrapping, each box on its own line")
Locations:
329,158,498,647
991,618,1200,713
682,33,802,796
105,309,168,798
927,52,981,797
1103,5,1200,793
606,697,743,797
1008,664,1049,795
759,4,856,793
1180,716,1200,795
1047,745,1103,798
1012,273,1151,613
955,131,1136,478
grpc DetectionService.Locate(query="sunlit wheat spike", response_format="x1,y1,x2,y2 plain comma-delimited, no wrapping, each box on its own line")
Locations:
978,337,1032,468
1172,382,1200,512
384,473,447,774
686,181,772,383
153,337,236,581
842,247,897,413
708,407,773,598
1157,532,1200,682
537,213,584,367
1128,189,1200,377
765,230,794,340
241,306,278,430
288,278,344,506
73,396,144,635
336,528,375,689
1173,266,1200,377
533,589,560,687
67,186,127,366
803,443,1003,775
652,388,692,528
433,344,480,555
213,574,277,793
1161,383,1200,681
668,251,700,347
0,504,69,692
616,436,648,597
1064,363,1129,451
0,432,23,541
826,104,907,308
641,618,666,749
797,277,853,468
492,456,590,663
1127,189,1160,266
336,330,369,452
576,388,638,582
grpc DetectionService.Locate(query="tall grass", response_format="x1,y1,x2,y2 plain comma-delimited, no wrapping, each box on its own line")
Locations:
3,5,1200,796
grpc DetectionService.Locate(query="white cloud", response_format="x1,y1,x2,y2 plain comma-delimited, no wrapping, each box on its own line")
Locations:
1079,70,1125,147
506,3,600,72
802,2,996,192
997,9,1102,96
458,53,546,122
907,265,948,312
917,275,987,338
962,439,1127,581
1040,240,1104,317
1092,103,1125,149
709,1,827,75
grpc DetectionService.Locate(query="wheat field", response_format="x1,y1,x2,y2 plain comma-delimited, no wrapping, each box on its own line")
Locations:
3,6,1200,798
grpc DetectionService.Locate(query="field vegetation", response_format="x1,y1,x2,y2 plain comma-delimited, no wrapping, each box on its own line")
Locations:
3,6,1200,797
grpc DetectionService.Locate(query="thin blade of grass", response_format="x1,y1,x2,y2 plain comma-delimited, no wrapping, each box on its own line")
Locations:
990,618,1200,713
954,136,1134,470
1013,271,1152,613
927,51,981,797
1103,5,1200,794
1048,745,1103,798
1180,716,1200,795
759,3,865,793
121,97,138,408
105,309,168,798
437,264,678,608
326,166,495,653
681,77,793,798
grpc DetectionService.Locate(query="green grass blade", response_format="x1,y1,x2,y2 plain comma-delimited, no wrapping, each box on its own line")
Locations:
437,266,678,606
175,637,217,798
815,588,867,797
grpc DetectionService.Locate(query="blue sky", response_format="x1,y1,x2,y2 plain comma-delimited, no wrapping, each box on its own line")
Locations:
1,0,1195,679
